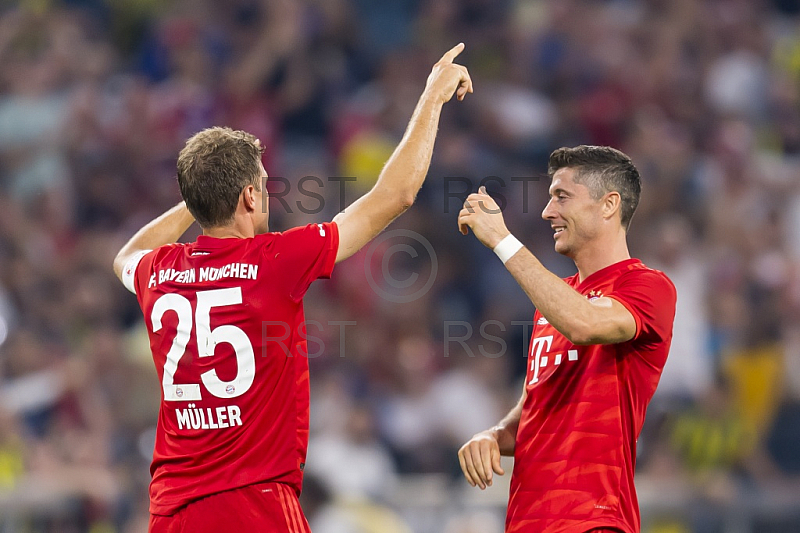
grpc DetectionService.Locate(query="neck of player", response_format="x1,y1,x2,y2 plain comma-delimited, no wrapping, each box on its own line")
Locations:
572,227,630,283
203,217,261,240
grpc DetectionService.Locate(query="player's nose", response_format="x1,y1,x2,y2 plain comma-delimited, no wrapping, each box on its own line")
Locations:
542,198,557,220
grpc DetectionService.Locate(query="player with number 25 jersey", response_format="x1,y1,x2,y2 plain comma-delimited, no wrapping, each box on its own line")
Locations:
113,45,473,532
123,222,337,515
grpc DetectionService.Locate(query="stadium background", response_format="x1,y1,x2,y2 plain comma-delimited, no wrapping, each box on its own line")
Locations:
0,0,799,531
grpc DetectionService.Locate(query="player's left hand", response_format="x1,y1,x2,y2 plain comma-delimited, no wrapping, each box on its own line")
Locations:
458,186,510,248
458,429,505,489
424,43,474,104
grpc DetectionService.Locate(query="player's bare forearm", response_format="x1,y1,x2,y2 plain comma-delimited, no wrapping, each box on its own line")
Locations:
493,394,524,456
458,190,635,344
458,387,523,488
503,248,635,344
113,202,195,280
333,43,472,263
382,92,444,194
373,43,473,210
331,96,442,261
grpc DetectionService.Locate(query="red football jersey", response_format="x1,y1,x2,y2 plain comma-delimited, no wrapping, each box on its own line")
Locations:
507,258,676,533
123,223,338,515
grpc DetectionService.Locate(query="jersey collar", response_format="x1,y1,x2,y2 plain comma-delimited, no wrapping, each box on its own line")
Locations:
577,258,641,289
193,235,246,250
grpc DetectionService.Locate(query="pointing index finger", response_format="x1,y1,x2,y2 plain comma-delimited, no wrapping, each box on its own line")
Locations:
440,42,465,64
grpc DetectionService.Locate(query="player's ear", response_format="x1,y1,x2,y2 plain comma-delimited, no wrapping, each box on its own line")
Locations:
602,191,621,221
242,184,258,212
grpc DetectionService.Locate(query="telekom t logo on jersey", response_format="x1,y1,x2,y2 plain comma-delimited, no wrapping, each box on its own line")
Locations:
528,335,579,385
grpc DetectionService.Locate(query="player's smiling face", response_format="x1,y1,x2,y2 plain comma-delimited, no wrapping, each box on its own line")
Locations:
541,167,604,258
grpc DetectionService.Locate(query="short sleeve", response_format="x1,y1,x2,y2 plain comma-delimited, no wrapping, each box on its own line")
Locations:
607,269,677,344
121,250,152,294
270,222,339,301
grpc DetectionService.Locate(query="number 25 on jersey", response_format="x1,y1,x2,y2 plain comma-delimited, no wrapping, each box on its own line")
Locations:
151,287,255,401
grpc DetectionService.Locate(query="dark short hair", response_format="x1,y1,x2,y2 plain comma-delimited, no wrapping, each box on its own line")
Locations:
176,127,264,228
547,145,641,230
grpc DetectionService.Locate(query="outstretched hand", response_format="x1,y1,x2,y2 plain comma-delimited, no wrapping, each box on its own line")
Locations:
424,43,474,103
458,186,511,248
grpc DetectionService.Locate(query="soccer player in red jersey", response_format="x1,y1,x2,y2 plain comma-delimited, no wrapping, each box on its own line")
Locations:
457,146,677,533
112,44,472,533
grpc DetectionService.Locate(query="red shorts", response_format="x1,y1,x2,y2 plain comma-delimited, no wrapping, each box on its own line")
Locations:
149,482,310,533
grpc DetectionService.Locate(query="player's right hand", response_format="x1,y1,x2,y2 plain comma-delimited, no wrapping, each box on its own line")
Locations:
424,43,473,103
458,429,505,489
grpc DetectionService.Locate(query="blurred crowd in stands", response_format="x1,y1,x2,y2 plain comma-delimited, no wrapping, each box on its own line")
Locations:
0,0,799,531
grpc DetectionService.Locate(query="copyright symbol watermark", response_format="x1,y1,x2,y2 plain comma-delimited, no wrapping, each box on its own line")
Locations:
364,229,438,303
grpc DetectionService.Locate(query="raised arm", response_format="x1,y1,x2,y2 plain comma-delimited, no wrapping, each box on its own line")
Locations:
457,189,636,345
458,385,526,489
112,202,195,281
332,43,473,263
498,249,635,344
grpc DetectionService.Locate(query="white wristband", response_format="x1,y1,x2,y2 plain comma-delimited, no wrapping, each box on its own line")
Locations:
493,234,523,264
